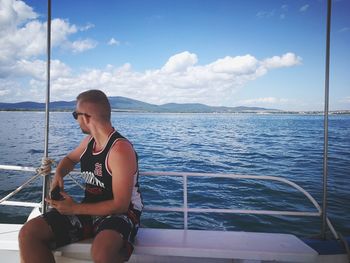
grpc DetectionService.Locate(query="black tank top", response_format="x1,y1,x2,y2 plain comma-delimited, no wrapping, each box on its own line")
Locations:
80,130,141,208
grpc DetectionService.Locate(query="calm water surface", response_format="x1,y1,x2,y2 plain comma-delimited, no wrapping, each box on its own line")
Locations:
0,112,349,237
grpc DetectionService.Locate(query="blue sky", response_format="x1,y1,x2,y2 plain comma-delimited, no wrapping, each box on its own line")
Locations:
0,0,349,111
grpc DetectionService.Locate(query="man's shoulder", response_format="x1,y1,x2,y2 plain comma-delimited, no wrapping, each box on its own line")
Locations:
81,135,93,146
111,139,133,153
75,135,93,152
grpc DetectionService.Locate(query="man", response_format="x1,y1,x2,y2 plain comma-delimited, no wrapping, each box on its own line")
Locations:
19,90,143,263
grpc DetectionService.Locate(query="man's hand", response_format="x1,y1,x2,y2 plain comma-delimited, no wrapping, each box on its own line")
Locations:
45,192,77,215
50,174,64,192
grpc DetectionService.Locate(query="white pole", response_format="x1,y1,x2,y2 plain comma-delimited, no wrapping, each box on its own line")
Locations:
183,175,188,229
42,0,52,214
321,0,332,239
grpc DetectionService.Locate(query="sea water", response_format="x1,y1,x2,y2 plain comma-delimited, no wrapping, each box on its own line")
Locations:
0,111,349,237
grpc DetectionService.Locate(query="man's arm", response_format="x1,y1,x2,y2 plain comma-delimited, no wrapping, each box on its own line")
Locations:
50,136,91,190
49,140,137,216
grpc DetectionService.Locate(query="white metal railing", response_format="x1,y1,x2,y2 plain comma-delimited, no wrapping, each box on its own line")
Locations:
139,171,339,238
0,165,338,238
0,165,41,207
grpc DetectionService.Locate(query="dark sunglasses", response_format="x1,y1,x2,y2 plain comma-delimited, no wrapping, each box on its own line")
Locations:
72,111,91,120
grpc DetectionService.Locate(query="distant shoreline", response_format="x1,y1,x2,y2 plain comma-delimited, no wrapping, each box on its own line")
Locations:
1,97,349,115
1,109,349,115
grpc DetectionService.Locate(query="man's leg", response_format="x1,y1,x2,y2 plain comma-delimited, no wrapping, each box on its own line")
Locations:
18,217,55,263
91,230,124,263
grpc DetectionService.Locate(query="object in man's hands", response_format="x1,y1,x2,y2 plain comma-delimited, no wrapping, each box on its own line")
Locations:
50,186,64,201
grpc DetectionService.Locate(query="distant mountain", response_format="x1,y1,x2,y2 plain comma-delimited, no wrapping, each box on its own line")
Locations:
157,103,278,113
0,101,76,111
0,96,279,113
108,96,159,111
159,103,214,112
0,101,44,110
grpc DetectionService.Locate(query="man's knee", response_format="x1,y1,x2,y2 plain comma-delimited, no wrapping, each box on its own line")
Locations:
91,230,124,263
91,247,122,263
18,217,52,244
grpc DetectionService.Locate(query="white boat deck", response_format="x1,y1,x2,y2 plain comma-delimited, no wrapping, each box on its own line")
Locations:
0,223,319,263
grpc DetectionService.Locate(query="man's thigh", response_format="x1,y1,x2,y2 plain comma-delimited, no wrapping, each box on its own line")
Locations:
93,214,138,261
42,209,93,248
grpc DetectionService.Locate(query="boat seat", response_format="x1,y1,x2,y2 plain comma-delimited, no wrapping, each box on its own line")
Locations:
55,228,318,262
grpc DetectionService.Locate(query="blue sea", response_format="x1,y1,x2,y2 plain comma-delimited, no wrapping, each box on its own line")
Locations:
0,111,349,238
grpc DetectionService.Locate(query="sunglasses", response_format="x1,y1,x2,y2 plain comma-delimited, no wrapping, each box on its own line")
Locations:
72,111,91,120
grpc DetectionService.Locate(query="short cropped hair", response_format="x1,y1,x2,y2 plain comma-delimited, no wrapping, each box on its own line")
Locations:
77,90,111,122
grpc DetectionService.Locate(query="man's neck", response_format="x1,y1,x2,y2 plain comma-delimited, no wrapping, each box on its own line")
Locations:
91,125,115,151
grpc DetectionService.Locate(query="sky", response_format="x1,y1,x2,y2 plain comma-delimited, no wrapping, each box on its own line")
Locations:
0,0,349,111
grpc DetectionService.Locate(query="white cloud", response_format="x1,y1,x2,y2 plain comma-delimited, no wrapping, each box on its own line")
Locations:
341,97,350,103
162,51,198,73
51,18,78,45
338,27,350,33
79,23,95,31
0,0,96,79
10,51,300,105
0,0,37,34
0,89,10,96
263,53,302,69
0,48,302,104
69,39,97,53
256,10,275,19
300,4,310,12
209,55,258,74
257,5,289,20
108,38,120,46
0,79,26,102
14,59,46,79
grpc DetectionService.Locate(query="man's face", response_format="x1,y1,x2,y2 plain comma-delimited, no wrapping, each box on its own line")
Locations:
75,101,90,134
